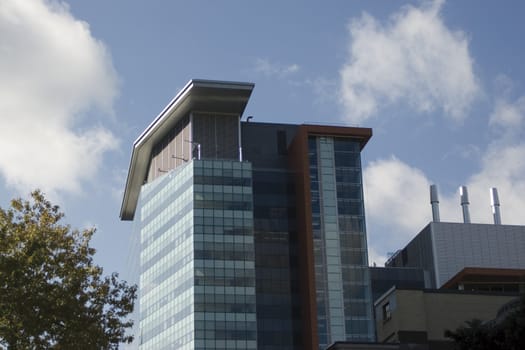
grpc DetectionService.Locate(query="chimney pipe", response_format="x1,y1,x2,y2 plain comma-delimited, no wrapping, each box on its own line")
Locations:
459,186,471,223
430,184,440,222
490,187,502,225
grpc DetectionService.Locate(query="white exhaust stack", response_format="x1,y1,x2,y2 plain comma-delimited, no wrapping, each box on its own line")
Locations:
459,186,471,223
490,187,502,225
430,184,440,222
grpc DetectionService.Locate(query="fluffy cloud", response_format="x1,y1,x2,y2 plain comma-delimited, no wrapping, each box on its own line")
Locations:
340,0,479,123
364,157,432,232
364,95,525,265
0,0,118,194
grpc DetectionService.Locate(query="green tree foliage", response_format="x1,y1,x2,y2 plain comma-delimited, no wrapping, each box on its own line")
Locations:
445,294,525,350
496,294,525,350
0,191,136,349
444,319,497,350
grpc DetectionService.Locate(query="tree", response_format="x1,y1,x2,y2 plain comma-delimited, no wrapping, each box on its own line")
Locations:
444,319,497,350
496,294,525,350
445,294,525,350
0,191,136,349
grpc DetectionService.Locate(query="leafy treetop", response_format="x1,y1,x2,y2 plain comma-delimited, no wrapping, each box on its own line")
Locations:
0,190,136,349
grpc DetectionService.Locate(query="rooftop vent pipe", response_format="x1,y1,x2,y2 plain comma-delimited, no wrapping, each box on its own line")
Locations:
430,184,440,222
459,186,471,223
490,187,502,225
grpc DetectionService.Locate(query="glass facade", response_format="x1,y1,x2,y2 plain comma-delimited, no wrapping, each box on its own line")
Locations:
138,161,195,350
137,160,256,350
131,118,375,350
252,169,299,350
308,136,374,348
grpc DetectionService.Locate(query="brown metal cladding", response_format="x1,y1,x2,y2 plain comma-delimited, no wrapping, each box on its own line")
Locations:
147,115,191,182
289,126,318,350
288,124,372,350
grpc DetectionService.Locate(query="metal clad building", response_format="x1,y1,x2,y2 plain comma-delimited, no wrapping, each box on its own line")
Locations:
387,222,525,288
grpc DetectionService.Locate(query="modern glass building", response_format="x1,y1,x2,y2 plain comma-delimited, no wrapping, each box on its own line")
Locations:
121,80,374,350
136,159,256,350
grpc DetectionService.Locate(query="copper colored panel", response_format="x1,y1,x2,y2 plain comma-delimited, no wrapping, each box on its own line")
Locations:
289,126,318,350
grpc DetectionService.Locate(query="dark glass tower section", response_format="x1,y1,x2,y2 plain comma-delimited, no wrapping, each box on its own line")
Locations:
242,123,301,350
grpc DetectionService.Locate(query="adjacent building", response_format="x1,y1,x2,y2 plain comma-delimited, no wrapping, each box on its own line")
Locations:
374,287,518,349
385,221,525,288
371,186,525,348
121,80,375,350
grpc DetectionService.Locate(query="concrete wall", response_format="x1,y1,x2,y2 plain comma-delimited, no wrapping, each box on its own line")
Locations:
422,291,514,340
375,289,516,344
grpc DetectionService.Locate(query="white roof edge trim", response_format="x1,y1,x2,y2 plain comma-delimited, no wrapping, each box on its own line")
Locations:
134,79,194,148
134,79,255,149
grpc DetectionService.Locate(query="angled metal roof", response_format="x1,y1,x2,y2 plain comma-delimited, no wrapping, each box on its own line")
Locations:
120,79,255,220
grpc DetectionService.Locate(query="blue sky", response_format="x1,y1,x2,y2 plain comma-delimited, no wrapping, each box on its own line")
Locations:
2,0,525,286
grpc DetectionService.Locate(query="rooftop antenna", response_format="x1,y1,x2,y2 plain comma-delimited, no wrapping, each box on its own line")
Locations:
171,155,188,162
459,186,471,223
430,184,440,222
490,187,502,225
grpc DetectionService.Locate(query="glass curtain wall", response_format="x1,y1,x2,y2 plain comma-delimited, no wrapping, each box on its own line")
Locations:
193,160,257,350
138,162,195,350
137,160,257,350
252,169,299,350
308,136,374,349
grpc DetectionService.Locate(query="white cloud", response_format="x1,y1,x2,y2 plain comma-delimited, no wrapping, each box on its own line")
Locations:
0,0,118,194
364,157,432,232
489,96,525,130
254,58,300,78
340,0,479,123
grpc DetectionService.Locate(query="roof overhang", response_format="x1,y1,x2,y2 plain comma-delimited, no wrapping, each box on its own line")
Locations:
120,79,255,220
441,267,525,290
300,124,373,149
